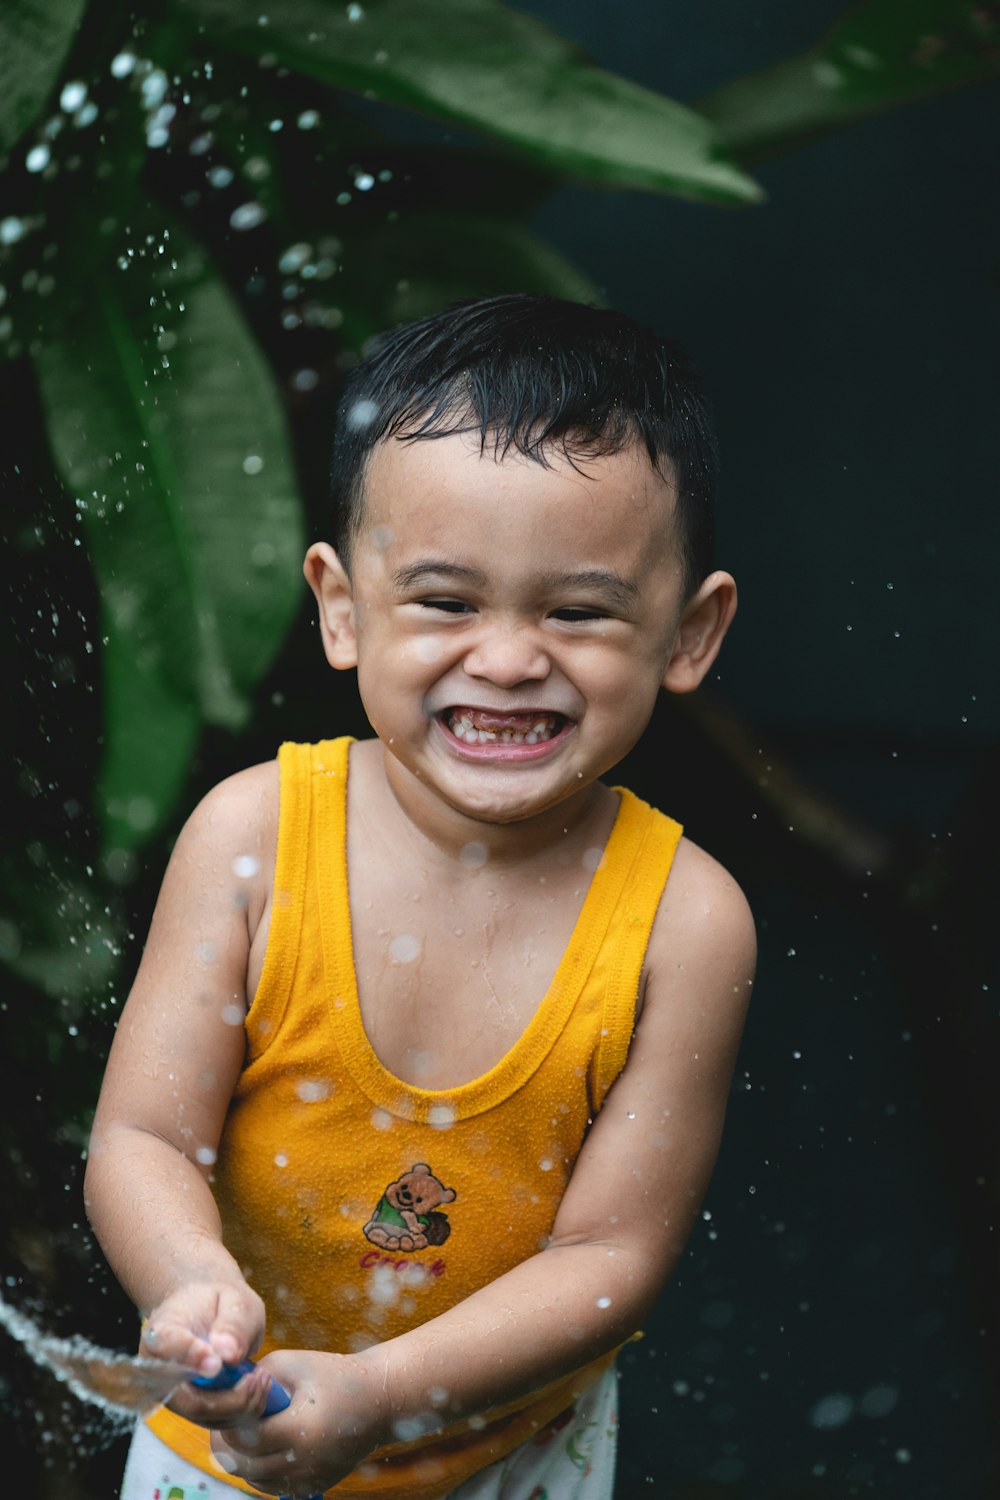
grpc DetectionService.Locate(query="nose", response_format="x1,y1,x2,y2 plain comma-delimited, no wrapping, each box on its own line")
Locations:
462,620,551,690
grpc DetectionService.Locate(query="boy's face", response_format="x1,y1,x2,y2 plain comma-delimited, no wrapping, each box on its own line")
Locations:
308,430,734,828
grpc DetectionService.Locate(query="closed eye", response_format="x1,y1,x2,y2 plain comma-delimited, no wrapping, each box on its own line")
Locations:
416,598,474,614
550,607,609,622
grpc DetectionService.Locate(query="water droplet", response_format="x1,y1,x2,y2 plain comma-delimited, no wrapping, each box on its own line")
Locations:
370,522,394,550
413,635,442,663
141,70,169,109
60,81,88,113
0,218,26,246
195,1145,216,1165
582,847,604,872
596,1295,612,1309
859,1383,898,1418
809,1393,854,1429
26,144,51,173
126,796,156,831
390,933,421,964
369,1265,400,1307
459,842,488,870
429,1104,455,1130
292,367,319,392
346,2,364,19
242,454,264,475
297,110,320,129
229,201,267,231
296,1078,331,1102
110,51,137,78
539,1157,553,1172
354,172,375,191
370,1108,392,1130
221,1003,243,1025
346,397,379,431
812,60,843,88
232,853,261,878
274,1152,288,1167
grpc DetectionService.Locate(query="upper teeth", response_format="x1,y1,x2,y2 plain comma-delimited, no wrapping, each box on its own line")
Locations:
447,713,557,745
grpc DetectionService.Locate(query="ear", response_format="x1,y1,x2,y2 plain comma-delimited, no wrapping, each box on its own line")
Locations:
662,570,738,694
303,542,358,670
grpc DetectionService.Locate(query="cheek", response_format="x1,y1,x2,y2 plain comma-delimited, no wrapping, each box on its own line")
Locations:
410,634,444,665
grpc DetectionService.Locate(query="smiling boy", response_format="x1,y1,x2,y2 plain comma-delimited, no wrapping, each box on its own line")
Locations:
84,294,756,1500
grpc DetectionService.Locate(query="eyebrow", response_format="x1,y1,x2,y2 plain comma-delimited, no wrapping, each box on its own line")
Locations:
391,561,488,590
391,561,639,610
542,569,640,609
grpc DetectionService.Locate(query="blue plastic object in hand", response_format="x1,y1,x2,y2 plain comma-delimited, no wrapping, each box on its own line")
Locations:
192,1357,292,1417
191,1361,322,1500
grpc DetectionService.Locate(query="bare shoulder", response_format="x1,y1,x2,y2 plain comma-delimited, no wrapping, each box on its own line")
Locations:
183,759,279,838
157,760,280,936
642,833,757,1027
172,760,279,865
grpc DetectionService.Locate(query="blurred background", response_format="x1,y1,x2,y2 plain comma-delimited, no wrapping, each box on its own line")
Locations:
1,1,997,1496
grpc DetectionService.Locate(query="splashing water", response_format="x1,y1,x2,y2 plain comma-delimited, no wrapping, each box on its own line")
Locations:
0,1292,174,1432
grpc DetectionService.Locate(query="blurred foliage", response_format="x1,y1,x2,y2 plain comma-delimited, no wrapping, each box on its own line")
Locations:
700,0,1000,159
0,1,998,1494
0,0,995,1145
3,0,997,1025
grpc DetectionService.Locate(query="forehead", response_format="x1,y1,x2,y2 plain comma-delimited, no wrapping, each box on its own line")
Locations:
359,430,679,573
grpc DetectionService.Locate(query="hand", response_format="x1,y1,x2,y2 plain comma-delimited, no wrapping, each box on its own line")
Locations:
210,1349,388,1498
139,1279,268,1427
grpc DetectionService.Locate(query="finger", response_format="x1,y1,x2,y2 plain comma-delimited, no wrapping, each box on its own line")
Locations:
140,1318,218,1375
205,1286,266,1366
166,1367,272,1426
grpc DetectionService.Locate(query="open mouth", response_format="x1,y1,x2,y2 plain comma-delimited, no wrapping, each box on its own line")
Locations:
443,707,568,746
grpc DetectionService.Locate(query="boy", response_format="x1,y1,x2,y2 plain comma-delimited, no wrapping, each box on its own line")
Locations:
84,293,755,1500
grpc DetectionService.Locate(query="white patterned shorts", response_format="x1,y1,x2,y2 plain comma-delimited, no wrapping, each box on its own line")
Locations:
120,1365,618,1500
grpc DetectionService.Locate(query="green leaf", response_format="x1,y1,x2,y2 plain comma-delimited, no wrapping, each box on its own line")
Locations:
32,196,305,844
174,0,762,206
97,612,202,851
0,851,121,1007
332,208,603,344
700,0,1000,160
0,0,88,156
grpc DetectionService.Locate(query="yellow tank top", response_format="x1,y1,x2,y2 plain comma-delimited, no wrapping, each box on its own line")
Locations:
147,738,682,1497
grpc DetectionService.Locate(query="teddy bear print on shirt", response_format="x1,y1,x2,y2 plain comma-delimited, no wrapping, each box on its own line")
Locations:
363,1164,456,1252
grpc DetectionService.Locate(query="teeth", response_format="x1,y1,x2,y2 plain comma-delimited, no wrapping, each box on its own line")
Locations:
447,711,559,744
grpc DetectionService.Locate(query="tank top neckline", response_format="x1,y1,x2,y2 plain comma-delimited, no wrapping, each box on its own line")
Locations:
314,736,652,1122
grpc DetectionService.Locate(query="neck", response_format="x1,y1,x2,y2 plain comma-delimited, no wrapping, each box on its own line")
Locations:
355,740,617,871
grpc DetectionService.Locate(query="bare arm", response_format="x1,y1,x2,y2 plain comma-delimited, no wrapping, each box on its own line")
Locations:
83,764,279,1402
215,838,756,1493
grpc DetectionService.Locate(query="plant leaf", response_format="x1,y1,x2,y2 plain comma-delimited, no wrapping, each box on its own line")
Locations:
0,0,87,155
0,850,122,1007
97,612,203,851
32,196,305,842
173,0,762,205
700,0,1000,160
331,208,603,344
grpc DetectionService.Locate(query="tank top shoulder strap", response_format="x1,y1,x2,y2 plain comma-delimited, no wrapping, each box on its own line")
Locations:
248,738,351,1054
590,787,683,1109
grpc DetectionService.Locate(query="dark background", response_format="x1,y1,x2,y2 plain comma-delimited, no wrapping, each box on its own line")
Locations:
3,2,998,1497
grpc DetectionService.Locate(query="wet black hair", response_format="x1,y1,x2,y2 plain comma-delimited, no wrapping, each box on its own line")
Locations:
329,293,719,595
